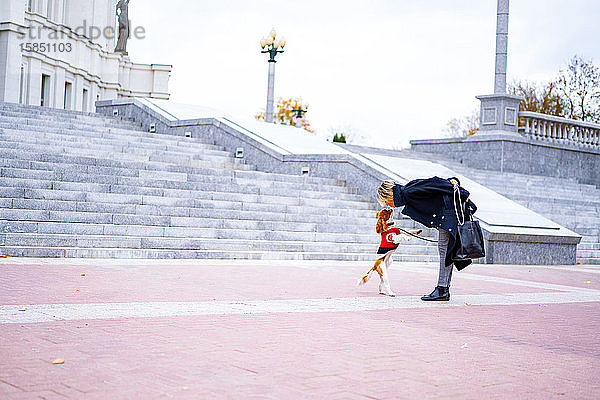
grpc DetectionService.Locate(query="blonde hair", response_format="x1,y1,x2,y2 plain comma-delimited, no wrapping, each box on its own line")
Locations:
376,180,395,207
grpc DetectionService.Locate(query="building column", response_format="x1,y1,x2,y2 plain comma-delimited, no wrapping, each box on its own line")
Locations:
54,66,65,109
0,0,26,103
26,57,41,106
73,74,84,111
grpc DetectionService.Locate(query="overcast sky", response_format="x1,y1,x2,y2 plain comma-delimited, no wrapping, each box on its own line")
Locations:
125,0,600,148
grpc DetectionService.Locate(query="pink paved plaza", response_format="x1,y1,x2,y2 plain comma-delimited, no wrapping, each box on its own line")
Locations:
1,258,599,399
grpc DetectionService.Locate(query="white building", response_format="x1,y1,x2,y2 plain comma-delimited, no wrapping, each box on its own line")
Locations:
0,0,171,112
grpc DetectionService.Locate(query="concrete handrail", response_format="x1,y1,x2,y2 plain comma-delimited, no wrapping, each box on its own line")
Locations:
519,111,600,147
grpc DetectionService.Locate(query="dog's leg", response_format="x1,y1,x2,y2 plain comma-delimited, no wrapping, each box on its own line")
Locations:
357,258,384,288
381,252,396,296
370,259,386,295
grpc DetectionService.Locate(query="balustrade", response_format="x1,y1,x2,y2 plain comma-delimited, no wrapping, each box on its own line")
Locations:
519,111,600,147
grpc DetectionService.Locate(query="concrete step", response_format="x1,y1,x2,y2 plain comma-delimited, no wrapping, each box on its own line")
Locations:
513,195,600,207
428,155,598,188
459,170,595,187
0,119,221,149
0,171,370,206
0,144,255,171
578,242,600,250
576,249,600,258
0,217,435,244
0,119,152,139
488,188,600,203
580,235,600,243
2,186,381,220
0,100,116,115
576,257,600,265
1,197,382,228
0,128,230,156
0,166,355,198
0,102,140,125
0,135,241,165
2,196,399,225
0,155,355,196
1,142,343,187
0,152,243,180
0,233,438,254
0,246,439,262
0,111,143,132
475,178,598,193
571,227,599,236
0,206,404,235
1,187,376,221
461,167,596,184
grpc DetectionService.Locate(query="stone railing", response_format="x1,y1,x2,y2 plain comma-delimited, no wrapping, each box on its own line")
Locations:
519,111,600,147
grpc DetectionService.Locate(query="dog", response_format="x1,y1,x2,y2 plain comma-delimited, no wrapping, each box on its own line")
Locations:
357,208,422,296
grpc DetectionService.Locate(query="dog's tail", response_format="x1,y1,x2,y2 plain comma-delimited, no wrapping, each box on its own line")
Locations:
356,271,372,286
357,258,384,286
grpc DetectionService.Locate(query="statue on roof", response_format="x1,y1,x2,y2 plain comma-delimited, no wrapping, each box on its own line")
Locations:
114,0,130,54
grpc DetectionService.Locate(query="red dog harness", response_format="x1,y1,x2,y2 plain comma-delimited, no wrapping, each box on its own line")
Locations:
378,227,401,254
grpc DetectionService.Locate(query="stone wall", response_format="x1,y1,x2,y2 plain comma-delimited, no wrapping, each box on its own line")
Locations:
410,133,600,187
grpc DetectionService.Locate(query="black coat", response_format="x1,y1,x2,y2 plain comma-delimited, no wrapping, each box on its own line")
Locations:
392,176,477,270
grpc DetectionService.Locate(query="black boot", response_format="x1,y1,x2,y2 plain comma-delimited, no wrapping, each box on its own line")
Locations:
421,286,450,301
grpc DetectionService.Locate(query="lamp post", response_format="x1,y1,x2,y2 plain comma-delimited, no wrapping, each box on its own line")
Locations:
260,29,286,123
292,107,306,128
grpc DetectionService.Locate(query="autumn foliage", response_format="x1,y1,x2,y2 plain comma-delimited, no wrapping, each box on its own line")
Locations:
255,97,315,133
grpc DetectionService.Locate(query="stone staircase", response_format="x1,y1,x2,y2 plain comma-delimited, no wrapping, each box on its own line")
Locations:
0,102,439,261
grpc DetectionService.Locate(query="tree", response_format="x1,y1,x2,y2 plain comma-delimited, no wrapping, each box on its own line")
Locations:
509,80,567,117
327,125,368,144
332,133,346,143
255,97,315,133
555,55,600,123
443,109,479,138
445,56,600,136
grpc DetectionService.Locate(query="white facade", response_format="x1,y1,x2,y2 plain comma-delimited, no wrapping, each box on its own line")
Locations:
0,0,171,112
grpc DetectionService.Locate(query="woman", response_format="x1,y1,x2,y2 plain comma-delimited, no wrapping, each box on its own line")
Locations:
376,176,477,301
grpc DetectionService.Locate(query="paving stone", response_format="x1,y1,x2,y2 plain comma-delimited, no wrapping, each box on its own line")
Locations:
0,259,599,398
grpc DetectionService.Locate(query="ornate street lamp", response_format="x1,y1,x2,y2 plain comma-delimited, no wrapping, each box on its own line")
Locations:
260,28,286,123
292,107,306,128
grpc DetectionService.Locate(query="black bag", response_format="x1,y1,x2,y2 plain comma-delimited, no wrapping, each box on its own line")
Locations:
452,188,485,261
454,220,485,261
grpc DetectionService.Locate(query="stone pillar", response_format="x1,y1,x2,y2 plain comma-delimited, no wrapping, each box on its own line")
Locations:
476,0,523,136
494,0,509,94
476,93,522,134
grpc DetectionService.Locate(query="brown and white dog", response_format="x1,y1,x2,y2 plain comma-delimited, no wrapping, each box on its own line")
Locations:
357,209,422,296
